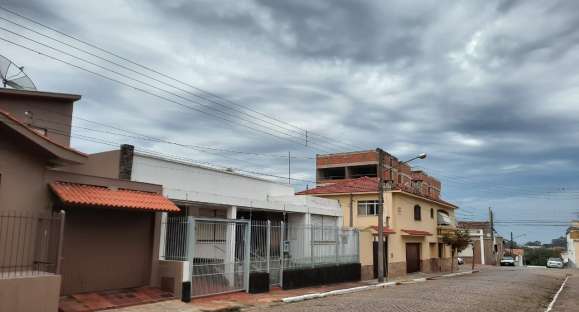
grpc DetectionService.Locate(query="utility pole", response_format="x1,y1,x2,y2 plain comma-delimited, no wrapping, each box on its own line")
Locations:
376,148,386,283
510,231,513,255
489,207,495,264
288,151,291,184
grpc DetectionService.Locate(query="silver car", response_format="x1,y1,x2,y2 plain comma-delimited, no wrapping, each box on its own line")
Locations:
547,257,564,268
500,256,515,266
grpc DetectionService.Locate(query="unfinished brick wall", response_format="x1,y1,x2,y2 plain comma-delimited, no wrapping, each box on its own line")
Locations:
316,150,443,200
316,150,378,167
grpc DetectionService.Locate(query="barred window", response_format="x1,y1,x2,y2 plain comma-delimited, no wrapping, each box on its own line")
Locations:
357,200,379,216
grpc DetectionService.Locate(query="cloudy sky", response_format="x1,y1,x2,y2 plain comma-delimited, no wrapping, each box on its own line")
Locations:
2,0,578,243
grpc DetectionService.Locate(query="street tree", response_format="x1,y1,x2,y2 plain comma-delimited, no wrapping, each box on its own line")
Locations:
442,228,471,272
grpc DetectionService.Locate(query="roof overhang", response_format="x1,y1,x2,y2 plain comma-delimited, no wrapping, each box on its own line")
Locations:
401,229,432,236
49,181,180,212
390,190,458,209
0,88,81,102
0,110,87,165
367,225,396,235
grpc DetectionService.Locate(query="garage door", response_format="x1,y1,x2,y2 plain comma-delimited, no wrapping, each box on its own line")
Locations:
61,208,154,295
406,243,421,274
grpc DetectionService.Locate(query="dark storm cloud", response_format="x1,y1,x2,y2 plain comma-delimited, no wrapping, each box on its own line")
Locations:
3,0,579,242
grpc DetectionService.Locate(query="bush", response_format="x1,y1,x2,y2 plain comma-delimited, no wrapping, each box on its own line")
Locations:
524,248,561,266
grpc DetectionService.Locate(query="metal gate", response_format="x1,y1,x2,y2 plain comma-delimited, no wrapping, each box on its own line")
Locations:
188,218,250,298
249,220,283,286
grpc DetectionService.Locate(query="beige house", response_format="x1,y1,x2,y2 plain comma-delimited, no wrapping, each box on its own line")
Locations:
298,151,458,279
567,221,579,268
0,89,179,311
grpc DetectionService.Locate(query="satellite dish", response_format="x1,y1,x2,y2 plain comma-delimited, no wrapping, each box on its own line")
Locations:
0,55,37,91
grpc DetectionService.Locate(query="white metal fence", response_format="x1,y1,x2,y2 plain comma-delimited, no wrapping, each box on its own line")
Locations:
161,216,359,295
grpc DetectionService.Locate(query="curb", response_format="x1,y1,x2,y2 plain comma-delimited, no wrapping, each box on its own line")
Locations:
282,270,478,303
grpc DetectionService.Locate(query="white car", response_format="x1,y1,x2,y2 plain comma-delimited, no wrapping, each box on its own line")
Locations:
500,256,515,266
547,257,564,269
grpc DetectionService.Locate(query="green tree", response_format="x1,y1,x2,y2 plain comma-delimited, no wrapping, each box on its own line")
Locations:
442,228,471,272
551,236,567,249
525,241,542,247
524,247,561,266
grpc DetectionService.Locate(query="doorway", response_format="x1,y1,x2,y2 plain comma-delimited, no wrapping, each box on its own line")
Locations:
406,243,421,274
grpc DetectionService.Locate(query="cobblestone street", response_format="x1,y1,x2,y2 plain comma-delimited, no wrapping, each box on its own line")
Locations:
248,267,572,312
109,267,576,312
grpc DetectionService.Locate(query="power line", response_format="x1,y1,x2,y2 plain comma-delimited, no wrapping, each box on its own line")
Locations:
0,29,347,154
30,111,315,160
0,7,365,152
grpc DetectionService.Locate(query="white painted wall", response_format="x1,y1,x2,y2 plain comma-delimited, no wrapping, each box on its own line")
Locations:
567,233,577,268
131,154,341,217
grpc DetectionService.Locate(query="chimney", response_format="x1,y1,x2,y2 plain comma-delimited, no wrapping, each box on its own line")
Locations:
118,144,134,180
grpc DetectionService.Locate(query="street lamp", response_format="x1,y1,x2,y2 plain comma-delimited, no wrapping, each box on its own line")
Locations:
376,148,427,283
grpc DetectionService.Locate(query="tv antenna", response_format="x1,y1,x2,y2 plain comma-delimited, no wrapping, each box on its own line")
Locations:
0,55,37,90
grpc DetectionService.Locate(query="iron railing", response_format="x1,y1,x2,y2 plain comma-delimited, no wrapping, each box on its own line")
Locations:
0,210,65,279
161,215,360,288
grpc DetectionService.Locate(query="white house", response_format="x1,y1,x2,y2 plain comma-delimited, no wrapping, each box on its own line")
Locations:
131,152,342,225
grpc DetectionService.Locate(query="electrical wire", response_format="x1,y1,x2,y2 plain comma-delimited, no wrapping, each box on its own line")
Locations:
0,7,366,152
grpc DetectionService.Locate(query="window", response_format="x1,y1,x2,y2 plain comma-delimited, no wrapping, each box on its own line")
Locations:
357,200,379,216
312,215,337,242
430,208,434,219
414,205,422,221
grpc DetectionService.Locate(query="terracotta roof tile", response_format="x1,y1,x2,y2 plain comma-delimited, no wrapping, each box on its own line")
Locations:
401,229,432,236
50,182,180,212
369,226,396,234
296,176,379,195
296,176,457,208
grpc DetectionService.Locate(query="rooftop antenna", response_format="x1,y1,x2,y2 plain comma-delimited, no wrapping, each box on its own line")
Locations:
0,55,37,90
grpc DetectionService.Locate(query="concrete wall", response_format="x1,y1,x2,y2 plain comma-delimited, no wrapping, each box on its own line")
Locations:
0,89,79,147
154,260,186,297
0,274,61,312
60,207,155,295
131,154,341,217
57,150,121,179
310,191,456,278
0,130,51,214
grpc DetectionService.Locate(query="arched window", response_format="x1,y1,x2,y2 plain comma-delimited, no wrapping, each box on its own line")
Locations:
414,205,422,221
430,208,434,219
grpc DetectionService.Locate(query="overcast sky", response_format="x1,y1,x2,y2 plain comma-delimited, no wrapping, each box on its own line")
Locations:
2,0,578,243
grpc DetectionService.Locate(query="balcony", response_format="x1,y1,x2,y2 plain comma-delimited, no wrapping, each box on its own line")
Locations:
437,224,456,237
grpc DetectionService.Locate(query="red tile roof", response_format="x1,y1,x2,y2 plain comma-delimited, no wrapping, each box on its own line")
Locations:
369,226,396,234
401,229,432,236
296,176,457,208
0,110,86,157
296,176,379,195
50,182,180,212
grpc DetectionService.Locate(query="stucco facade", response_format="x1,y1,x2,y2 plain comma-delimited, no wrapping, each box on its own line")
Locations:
566,221,579,268
308,190,456,279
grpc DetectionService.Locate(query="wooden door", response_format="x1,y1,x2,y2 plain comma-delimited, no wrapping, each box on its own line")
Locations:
373,241,388,278
406,243,421,273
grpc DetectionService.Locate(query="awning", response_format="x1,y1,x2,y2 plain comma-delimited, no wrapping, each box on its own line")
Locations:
49,182,180,212
369,225,396,234
402,229,432,236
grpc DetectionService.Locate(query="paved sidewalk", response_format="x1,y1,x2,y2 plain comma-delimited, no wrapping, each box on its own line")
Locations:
109,267,477,312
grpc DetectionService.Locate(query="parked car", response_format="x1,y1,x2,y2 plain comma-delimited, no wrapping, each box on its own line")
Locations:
457,257,464,265
500,256,515,266
547,257,564,269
